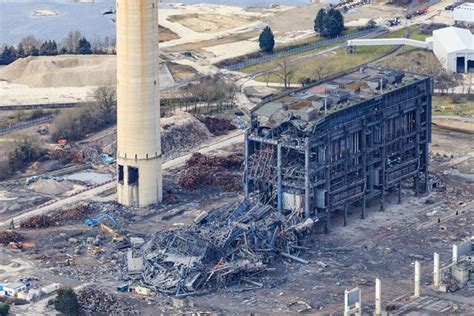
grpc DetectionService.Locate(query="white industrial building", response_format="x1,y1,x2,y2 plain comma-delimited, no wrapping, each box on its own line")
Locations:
347,26,474,73
454,3,474,25
432,27,474,73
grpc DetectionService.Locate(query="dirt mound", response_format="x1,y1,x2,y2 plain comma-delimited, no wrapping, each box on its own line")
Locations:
0,55,116,88
168,13,255,33
29,179,73,195
161,112,212,159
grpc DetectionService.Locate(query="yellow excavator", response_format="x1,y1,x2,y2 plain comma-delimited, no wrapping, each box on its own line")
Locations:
98,222,124,242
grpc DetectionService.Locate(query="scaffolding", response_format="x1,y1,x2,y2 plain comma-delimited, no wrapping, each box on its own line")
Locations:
244,67,432,232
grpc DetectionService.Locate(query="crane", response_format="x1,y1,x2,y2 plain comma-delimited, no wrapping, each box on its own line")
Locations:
85,213,123,242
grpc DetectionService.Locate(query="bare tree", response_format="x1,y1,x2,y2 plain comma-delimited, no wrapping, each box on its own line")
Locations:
275,58,294,89
62,30,83,53
19,36,41,55
466,72,473,100
264,72,271,87
94,86,116,124
314,63,326,81
182,75,237,114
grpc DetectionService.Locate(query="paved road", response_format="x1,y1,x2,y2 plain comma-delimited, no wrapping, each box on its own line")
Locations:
432,115,474,123
0,130,244,228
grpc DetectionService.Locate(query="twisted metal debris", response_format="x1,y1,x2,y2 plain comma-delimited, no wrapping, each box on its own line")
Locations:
126,201,317,296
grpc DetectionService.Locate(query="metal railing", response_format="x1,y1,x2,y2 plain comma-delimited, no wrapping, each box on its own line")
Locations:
0,114,56,136
223,27,385,71
0,102,81,111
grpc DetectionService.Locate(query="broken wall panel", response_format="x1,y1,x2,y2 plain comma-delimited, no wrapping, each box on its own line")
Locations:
244,67,432,231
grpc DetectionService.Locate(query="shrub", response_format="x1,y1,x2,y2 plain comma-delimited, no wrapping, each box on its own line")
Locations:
0,303,10,316
54,288,79,316
450,94,463,104
52,86,116,142
8,139,46,172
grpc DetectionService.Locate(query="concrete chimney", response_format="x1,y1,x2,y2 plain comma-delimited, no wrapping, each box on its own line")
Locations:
414,261,421,298
375,278,382,316
433,252,440,289
116,0,162,207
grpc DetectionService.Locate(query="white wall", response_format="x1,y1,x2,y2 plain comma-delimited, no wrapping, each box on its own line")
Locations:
454,5,474,24
432,35,450,71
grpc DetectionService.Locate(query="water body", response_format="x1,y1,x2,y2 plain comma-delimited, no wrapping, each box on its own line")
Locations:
1,0,309,45
161,0,310,7
1,0,116,45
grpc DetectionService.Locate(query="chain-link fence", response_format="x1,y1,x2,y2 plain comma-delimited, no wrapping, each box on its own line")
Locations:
223,27,385,71
0,114,56,136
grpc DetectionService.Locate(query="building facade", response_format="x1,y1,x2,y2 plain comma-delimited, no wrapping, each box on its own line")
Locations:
244,67,432,232
432,27,474,73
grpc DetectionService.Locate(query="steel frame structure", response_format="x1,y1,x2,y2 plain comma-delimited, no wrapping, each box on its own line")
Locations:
244,70,432,232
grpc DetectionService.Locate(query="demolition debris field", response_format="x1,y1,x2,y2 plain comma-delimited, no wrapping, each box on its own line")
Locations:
1,126,473,314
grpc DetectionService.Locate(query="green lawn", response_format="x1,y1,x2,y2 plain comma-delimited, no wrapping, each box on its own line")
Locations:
240,29,377,74
432,95,474,117
257,44,395,84
246,26,430,82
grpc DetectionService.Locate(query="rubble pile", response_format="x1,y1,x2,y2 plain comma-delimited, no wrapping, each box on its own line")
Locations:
77,286,139,315
197,116,237,136
20,204,95,228
176,153,243,191
0,230,24,245
127,200,316,296
161,113,212,160
20,214,54,228
53,204,95,222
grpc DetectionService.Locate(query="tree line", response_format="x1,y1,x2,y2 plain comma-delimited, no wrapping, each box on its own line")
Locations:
258,7,345,53
0,31,116,65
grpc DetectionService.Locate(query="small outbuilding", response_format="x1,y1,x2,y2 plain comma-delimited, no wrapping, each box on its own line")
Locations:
2,282,27,297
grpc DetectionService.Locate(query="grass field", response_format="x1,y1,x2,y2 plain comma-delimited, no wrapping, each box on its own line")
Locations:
432,95,474,117
244,26,430,84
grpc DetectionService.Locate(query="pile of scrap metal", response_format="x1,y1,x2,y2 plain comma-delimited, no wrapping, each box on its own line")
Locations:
77,286,139,315
197,116,237,136
125,200,317,296
0,230,24,245
20,204,94,228
176,153,243,192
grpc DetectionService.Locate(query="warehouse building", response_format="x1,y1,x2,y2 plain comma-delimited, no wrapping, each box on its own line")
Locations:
244,67,432,232
454,2,474,25
432,27,474,73
347,26,474,73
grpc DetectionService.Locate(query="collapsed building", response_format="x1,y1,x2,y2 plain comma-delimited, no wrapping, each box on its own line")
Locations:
244,67,433,232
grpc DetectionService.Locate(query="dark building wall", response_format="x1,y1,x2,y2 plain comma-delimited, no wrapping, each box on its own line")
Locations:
244,76,432,232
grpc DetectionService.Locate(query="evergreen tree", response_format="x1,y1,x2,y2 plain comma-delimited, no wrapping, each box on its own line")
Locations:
30,46,40,56
54,288,80,316
314,9,326,34
76,37,92,54
17,43,26,58
259,26,275,53
323,8,344,38
0,46,18,65
316,8,344,38
40,40,58,56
